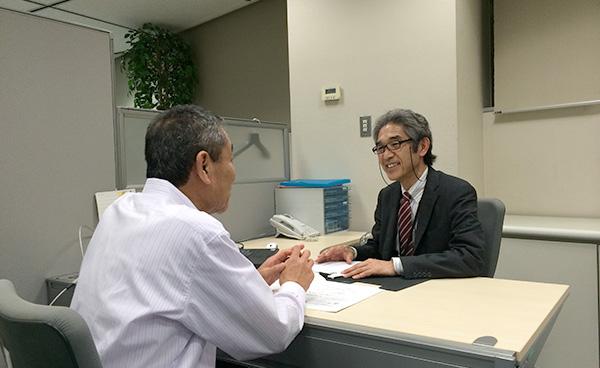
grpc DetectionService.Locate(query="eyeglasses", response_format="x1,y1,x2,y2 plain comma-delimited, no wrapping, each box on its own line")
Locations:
371,138,412,155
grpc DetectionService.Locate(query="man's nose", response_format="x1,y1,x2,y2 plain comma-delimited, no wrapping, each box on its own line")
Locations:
382,146,394,158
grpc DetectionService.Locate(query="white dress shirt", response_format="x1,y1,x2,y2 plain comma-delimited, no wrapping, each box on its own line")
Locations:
71,178,305,368
392,167,428,274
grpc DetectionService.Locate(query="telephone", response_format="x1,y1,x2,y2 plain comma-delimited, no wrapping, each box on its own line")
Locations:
269,214,320,240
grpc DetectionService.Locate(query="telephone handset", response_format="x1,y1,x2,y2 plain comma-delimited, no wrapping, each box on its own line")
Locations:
269,214,320,240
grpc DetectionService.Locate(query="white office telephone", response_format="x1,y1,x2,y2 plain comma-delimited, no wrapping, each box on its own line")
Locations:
269,214,320,240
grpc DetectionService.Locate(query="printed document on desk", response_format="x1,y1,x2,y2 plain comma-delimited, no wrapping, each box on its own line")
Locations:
272,273,382,313
312,261,359,277
306,274,382,312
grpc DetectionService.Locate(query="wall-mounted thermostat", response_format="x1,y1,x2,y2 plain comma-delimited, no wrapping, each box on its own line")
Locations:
321,86,341,101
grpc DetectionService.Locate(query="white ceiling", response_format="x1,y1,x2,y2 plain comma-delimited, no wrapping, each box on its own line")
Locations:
0,0,259,53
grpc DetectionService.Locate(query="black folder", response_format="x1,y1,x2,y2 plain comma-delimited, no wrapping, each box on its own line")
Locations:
239,248,277,268
322,274,428,291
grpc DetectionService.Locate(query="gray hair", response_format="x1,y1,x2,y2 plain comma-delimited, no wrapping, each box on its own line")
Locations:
145,105,226,187
373,108,437,165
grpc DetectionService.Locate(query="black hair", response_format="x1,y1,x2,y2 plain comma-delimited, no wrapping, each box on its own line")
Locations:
373,108,437,166
145,105,226,187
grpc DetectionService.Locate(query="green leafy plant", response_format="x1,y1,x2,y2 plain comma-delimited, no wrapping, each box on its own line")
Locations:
121,23,198,110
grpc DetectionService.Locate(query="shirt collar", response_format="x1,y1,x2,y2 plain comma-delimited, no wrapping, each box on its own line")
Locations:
142,178,197,209
401,166,428,198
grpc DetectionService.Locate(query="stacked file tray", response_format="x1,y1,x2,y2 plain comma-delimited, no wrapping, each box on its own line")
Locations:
275,179,350,234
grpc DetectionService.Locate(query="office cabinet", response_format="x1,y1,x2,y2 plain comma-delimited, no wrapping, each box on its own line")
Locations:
495,238,599,368
275,185,349,234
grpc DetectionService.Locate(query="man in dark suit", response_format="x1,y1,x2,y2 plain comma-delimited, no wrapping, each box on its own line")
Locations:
316,109,485,279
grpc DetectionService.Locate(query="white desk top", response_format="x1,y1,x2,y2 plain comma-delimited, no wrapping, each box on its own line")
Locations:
245,231,570,361
504,215,600,243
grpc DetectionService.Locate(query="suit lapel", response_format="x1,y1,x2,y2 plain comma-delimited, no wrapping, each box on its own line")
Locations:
385,182,401,258
414,167,439,249
389,182,401,213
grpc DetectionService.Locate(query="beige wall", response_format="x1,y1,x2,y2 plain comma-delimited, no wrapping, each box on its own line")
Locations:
156,0,600,223
176,0,487,231
287,0,484,231
456,0,484,191
181,0,290,123
485,0,600,217
494,0,600,111
483,108,600,217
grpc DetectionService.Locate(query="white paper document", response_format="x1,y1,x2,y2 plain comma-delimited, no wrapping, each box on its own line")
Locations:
312,261,359,276
304,274,382,312
272,272,382,313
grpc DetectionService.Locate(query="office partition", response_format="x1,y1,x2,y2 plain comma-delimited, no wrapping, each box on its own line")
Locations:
115,107,290,241
0,9,115,305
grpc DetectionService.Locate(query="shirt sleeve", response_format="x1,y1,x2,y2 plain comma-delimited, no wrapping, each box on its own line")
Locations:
180,231,305,361
392,256,404,274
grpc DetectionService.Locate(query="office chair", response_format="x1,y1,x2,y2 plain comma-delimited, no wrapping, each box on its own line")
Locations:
0,279,103,368
477,198,506,277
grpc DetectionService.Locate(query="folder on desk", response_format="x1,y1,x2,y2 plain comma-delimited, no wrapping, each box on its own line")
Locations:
239,248,276,268
330,275,429,291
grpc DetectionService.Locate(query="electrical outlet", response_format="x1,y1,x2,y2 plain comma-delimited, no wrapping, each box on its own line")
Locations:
359,116,371,137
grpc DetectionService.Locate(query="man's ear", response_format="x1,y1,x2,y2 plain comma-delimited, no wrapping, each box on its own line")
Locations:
195,151,212,184
417,138,430,158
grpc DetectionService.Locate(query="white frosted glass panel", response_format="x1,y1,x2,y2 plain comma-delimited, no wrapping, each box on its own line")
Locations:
228,123,286,182
116,108,156,189
116,108,289,188
123,115,150,186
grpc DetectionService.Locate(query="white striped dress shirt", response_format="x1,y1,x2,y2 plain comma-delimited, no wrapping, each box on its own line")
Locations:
71,178,305,368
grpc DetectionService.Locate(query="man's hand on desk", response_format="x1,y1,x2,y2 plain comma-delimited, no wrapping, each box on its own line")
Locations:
315,245,355,264
341,259,395,279
258,244,304,285
279,246,314,291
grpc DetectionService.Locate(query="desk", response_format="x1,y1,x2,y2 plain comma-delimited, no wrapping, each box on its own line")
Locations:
240,230,365,255
226,232,569,368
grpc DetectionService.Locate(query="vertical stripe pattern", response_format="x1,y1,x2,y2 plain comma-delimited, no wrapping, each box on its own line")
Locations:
71,178,305,368
398,191,415,256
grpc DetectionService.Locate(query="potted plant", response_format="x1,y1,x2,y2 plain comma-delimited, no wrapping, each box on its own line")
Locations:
121,23,198,110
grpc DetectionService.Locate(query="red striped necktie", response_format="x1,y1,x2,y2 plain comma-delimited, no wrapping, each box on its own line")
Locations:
398,191,415,256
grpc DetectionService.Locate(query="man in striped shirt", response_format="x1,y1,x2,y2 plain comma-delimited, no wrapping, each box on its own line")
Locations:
72,105,314,368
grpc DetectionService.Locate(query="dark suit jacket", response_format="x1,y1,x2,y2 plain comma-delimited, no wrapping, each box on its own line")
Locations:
355,167,485,279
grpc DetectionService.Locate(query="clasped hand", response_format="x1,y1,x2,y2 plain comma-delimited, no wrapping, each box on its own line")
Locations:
258,244,314,290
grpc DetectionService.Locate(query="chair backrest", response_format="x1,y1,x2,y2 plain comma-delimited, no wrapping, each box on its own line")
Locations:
477,198,506,277
0,279,102,368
